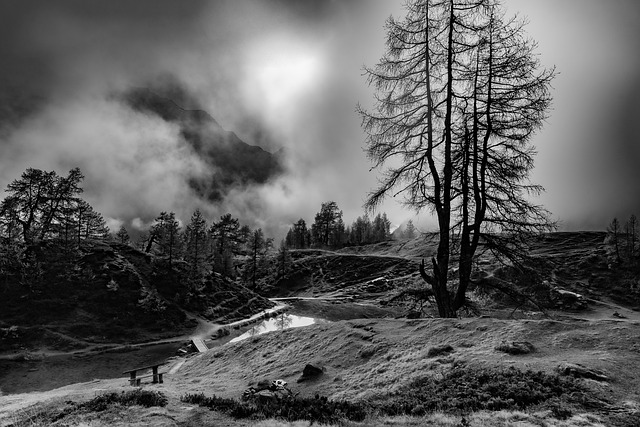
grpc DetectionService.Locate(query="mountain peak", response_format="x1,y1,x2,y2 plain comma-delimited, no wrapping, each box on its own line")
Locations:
121,86,284,201
124,88,223,131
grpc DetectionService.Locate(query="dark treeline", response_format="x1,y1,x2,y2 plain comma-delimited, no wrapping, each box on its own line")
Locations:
0,169,413,294
0,167,110,294
284,200,396,250
131,210,276,288
0,167,282,292
0,167,109,250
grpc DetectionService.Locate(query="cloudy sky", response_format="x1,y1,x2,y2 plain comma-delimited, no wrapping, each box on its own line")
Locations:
0,0,639,238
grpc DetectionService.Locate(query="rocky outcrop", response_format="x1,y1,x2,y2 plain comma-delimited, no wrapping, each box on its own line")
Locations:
495,341,535,355
298,364,324,382
556,363,608,381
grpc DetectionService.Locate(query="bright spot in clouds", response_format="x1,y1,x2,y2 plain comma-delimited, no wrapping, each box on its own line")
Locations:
244,36,325,121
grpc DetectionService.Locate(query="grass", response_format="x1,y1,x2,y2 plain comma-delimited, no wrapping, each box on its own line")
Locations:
6,389,168,426
180,366,595,425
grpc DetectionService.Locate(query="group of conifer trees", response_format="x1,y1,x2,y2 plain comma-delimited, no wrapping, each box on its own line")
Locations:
123,210,275,288
0,168,109,250
607,215,638,263
0,168,110,292
0,167,278,290
284,201,394,250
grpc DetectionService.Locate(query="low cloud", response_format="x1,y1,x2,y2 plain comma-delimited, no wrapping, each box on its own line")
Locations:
0,0,407,240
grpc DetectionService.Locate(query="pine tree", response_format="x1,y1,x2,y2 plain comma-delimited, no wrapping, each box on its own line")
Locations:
311,201,342,247
210,214,242,277
247,228,265,289
115,225,130,245
404,220,416,239
608,217,622,262
185,209,208,280
276,241,292,278
150,212,182,267
628,214,637,259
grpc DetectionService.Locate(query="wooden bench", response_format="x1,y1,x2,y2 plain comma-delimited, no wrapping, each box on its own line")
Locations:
123,363,166,386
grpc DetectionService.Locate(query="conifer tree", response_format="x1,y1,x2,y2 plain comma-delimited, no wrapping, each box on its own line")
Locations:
115,225,130,245
185,209,208,280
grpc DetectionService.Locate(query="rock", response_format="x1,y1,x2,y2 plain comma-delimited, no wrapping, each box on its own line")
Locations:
256,379,271,390
495,341,535,355
255,389,279,401
244,384,293,401
556,362,608,381
551,287,588,311
427,345,454,358
298,363,324,382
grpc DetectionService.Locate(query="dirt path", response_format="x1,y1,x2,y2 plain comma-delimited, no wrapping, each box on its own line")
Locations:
561,297,640,322
0,303,285,362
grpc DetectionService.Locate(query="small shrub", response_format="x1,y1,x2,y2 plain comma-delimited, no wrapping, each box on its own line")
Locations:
377,366,582,415
82,390,168,411
427,344,454,357
549,401,573,420
180,392,367,424
495,341,535,355
9,390,168,426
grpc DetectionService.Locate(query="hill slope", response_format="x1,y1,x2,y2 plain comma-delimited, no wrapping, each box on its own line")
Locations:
2,231,640,426
2,315,639,426
0,240,273,353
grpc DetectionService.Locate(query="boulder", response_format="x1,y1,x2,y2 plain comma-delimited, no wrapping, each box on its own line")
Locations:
556,362,608,381
298,363,324,382
495,341,535,355
551,287,588,311
427,344,454,358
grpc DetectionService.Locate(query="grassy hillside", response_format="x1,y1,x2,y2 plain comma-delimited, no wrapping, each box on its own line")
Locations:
272,232,640,316
0,240,273,352
2,315,639,426
2,231,640,426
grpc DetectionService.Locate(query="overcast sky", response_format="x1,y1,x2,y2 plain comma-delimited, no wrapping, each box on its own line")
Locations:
0,0,639,237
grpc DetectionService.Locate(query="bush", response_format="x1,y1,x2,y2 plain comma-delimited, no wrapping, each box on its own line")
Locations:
10,390,168,426
378,366,582,415
495,341,535,355
81,389,168,411
181,392,367,424
427,344,454,357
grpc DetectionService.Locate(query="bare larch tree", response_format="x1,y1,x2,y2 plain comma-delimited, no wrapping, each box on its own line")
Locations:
358,0,556,317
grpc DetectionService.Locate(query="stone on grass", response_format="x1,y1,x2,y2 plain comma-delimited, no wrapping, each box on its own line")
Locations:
495,341,535,355
556,362,608,382
298,363,324,382
427,345,454,358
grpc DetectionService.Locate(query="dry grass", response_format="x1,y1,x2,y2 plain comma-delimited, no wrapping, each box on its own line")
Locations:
3,232,640,426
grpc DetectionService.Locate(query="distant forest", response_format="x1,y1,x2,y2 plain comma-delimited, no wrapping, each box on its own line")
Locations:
284,200,416,250
0,167,411,293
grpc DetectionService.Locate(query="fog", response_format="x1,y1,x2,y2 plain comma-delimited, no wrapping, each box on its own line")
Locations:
1,0,639,238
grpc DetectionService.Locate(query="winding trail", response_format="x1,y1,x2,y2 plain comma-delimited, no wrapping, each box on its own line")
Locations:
0,304,288,361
